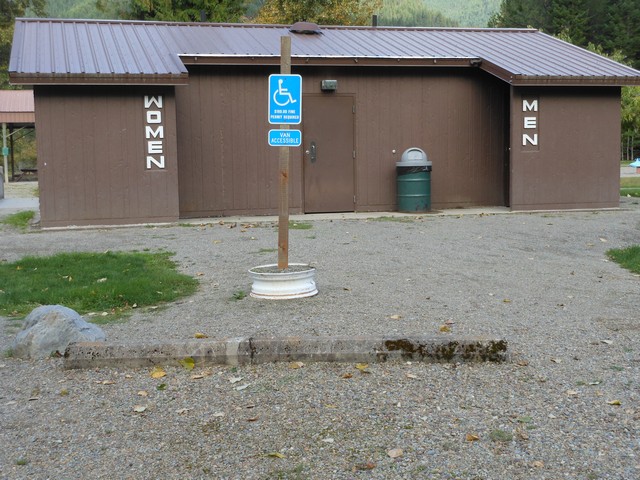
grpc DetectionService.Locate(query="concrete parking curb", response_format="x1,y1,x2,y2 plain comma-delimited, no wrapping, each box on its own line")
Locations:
63,336,508,369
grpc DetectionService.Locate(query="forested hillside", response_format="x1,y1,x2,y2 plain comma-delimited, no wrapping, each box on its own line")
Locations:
31,0,500,27
378,0,458,27
422,0,500,27
490,0,640,69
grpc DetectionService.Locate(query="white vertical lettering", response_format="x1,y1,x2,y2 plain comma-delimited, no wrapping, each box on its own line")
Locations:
146,155,165,169
522,133,538,146
523,99,538,112
145,125,164,139
523,117,537,129
147,140,163,154
144,96,163,109
144,95,165,169
146,111,162,124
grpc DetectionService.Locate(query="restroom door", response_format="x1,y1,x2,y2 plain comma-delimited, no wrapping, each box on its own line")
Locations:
302,95,355,213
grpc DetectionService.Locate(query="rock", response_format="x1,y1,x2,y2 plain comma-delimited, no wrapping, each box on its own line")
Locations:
12,305,106,359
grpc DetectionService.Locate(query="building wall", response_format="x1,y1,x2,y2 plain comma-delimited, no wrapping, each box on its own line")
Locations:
176,66,509,217
510,87,621,210
35,86,180,227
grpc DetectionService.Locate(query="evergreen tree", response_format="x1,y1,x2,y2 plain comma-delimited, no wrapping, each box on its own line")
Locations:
123,0,247,22
490,0,640,69
608,0,640,69
1,0,46,88
550,0,588,45
488,0,551,29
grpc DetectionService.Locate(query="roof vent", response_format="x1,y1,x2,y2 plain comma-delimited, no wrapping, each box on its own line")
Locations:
290,22,321,34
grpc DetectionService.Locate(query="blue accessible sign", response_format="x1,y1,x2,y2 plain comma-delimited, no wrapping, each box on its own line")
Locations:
268,129,301,147
268,74,302,125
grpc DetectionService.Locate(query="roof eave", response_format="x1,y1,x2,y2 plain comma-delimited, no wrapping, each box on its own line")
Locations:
180,54,481,68
9,73,190,86
509,75,640,87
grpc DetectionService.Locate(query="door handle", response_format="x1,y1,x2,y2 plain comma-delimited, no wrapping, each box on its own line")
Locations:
307,141,317,163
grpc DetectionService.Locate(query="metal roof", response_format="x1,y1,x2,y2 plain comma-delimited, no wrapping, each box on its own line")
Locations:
0,90,35,123
10,18,640,86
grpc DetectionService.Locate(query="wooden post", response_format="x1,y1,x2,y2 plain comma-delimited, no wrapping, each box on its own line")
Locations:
277,36,291,270
2,122,8,184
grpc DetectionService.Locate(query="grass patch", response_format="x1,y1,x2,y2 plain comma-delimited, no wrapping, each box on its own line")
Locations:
1,210,35,231
231,290,247,301
607,245,640,274
621,188,640,197
620,177,640,197
288,221,312,230
489,429,513,443
621,177,640,188
0,251,199,319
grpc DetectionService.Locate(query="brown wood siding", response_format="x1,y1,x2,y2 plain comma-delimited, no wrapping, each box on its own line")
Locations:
35,86,179,227
176,67,299,217
352,68,507,210
177,66,508,217
510,87,621,210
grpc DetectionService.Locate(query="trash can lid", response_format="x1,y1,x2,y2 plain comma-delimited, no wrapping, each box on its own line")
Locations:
396,148,431,167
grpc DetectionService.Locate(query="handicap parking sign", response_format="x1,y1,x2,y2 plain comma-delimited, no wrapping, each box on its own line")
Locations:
268,74,302,125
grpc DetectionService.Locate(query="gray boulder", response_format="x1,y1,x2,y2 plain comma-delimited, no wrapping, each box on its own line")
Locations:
12,305,106,359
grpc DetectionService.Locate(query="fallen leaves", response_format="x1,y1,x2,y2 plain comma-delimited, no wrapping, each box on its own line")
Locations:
387,448,403,458
194,332,209,339
355,363,370,374
133,405,147,413
96,380,116,385
264,452,285,459
465,433,480,442
150,367,166,379
288,361,305,369
607,399,622,406
179,357,195,370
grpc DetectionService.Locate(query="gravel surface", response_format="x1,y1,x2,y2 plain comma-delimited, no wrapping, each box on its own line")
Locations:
1,197,639,479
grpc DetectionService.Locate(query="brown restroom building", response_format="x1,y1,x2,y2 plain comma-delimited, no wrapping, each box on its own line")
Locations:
9,18,640,227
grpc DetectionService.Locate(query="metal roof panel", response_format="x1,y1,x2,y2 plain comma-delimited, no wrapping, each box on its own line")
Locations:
9,19,640,86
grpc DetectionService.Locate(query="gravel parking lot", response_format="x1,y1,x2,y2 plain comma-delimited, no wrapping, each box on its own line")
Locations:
1,193,639,479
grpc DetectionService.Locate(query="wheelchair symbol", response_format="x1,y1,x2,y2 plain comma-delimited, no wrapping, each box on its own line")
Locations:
273,79,297,107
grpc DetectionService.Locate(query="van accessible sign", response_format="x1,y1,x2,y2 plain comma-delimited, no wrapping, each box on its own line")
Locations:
268,129,302,147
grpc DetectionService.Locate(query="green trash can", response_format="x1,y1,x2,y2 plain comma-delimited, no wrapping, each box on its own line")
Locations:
396,148,432,212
